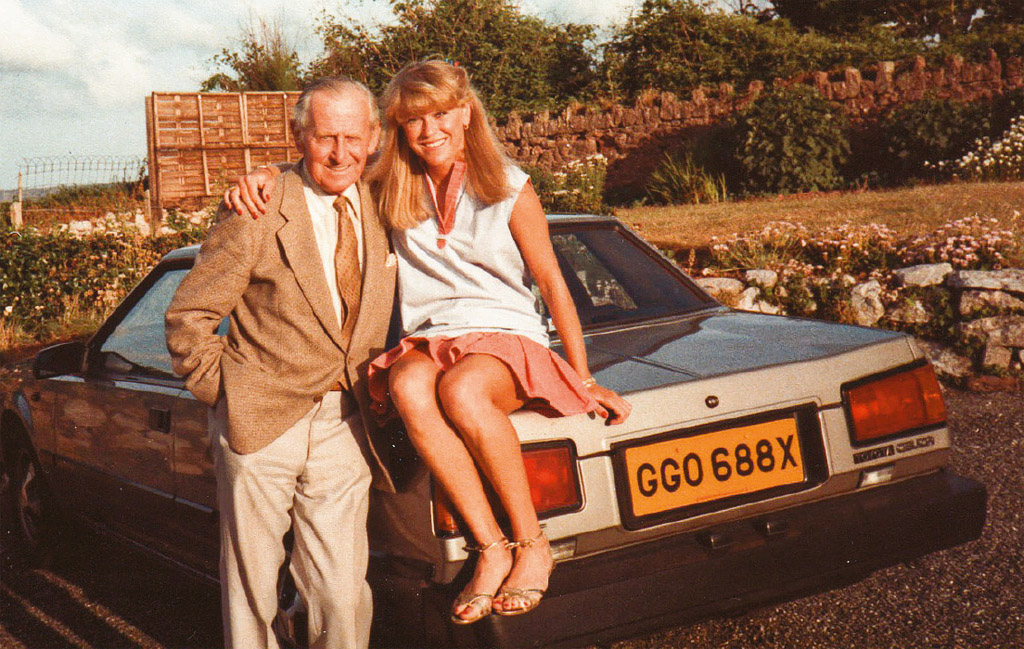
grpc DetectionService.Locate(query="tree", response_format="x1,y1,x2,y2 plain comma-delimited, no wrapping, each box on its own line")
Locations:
309,0,598,117
603,0,919,99
201,18,304,92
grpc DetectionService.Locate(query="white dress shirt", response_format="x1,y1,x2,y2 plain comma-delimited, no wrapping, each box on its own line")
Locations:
299,163,364,327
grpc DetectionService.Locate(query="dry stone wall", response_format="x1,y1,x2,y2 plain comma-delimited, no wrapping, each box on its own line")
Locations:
696,266,1024,389
495,51,1024,197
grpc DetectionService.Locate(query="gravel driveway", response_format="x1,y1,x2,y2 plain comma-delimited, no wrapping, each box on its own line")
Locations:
1,388,1021,649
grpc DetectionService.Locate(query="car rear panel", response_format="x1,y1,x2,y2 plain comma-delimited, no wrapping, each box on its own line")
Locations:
501,321,950,556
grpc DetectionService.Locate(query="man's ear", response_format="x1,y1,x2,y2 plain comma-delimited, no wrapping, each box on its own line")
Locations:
290,123,306,156
369,123,382,153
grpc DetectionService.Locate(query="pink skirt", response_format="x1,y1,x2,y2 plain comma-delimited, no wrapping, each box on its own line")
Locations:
367,332,598,417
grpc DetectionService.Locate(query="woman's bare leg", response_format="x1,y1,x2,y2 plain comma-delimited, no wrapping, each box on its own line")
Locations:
437,354,555,613
387,349,513,621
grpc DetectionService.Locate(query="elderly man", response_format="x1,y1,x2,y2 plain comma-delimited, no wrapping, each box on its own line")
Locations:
165,77,395,649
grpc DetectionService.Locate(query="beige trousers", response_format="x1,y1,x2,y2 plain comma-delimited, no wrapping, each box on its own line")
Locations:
214,392,373,649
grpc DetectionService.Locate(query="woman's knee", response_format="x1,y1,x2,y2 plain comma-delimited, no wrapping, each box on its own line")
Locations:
437,370,480,413
388,360,440,418
437,372,508,436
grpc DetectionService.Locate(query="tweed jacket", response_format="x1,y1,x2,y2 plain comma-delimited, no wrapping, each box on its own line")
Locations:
165,168,397,492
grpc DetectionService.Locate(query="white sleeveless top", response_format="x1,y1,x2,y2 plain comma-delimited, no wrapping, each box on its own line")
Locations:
393,164,549,347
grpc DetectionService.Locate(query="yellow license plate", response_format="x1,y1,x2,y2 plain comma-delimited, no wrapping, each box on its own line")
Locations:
622,417,804,518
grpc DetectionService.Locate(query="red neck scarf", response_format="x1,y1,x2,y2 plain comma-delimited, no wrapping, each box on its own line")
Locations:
425,160,466,249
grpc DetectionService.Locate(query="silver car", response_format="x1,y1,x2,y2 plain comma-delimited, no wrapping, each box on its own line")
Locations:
1,214,986,648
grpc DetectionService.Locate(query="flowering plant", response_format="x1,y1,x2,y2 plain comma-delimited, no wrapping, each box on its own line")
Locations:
926,115,1024,181
527,155,609,215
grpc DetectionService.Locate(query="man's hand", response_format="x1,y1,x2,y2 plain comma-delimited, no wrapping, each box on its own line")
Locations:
224,166,279,218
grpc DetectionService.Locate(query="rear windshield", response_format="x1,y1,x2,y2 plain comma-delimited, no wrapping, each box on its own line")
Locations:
544,223,711,328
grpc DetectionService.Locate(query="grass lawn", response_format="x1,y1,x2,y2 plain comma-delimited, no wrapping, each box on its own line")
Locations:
615,180,1024,263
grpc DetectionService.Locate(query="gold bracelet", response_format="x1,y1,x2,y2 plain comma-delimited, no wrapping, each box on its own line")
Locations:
581,376,597,388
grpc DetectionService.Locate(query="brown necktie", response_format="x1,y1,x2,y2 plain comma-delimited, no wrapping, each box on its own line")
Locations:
334,197,361,346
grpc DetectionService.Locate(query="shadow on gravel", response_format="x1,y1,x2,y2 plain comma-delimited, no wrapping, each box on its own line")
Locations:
0,524,221,649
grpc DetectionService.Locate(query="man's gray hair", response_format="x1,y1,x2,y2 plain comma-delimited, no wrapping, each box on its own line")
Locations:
291,77,379,138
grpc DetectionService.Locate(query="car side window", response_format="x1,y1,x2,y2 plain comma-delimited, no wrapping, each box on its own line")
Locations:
99,268,189,377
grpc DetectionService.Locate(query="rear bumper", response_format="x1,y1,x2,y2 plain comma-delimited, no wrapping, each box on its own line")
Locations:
372,470,986,648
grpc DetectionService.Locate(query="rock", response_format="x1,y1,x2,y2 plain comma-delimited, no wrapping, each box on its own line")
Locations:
850,280,885,326
959,290,1024,316
949,269,1024,294
967,375,1023,392
67,220,94,237
134,211,152,236
745,269,778,289
695,277,745,301
982,344,1013,370
887,299,932,324
735,287,760,311
916,340,974,380
893,263,953,287
735,287,780,314
959,315,1024,347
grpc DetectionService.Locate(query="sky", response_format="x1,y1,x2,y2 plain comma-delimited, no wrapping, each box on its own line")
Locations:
0,0,647,192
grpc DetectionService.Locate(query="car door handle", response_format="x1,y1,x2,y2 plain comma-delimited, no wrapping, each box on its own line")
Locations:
148,408,172,434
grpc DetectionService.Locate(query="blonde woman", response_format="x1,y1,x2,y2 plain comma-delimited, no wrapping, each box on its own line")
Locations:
225,61,630,625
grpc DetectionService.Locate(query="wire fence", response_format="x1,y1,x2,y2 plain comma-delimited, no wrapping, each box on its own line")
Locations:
19,155,147,192
11,155,149,227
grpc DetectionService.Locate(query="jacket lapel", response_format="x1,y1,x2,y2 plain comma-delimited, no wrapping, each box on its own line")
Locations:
276,170,346,349
349,181,390,356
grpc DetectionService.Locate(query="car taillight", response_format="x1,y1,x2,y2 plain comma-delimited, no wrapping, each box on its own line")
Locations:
433,441,582,535
844,362,946,445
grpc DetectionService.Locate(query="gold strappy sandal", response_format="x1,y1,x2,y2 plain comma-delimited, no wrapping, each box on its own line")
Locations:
451,537,510,625
493,531,554,617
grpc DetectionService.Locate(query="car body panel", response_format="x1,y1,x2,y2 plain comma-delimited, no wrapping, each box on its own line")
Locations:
48,375,180,553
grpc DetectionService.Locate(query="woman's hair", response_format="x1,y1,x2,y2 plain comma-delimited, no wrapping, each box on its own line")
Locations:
371,60,512,230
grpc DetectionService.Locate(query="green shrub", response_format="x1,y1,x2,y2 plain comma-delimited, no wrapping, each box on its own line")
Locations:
935,24,1024,64
882,97,992,182
731,85,850,195
645,151,728,205
525,155,609,214
991,89,1024,134
0,228,205,332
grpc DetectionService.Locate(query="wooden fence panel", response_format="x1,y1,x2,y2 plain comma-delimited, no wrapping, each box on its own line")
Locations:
147,91,300,210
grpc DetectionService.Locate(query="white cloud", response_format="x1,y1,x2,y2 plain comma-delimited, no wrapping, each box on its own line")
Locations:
526,0,638,28
127,5,222,52
0,0,74,70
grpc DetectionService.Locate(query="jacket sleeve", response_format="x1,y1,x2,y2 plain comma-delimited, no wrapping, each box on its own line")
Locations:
165,204,257,406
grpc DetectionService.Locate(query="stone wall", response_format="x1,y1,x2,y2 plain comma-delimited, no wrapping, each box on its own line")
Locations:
696,266,1024,390
495,51,1024,197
